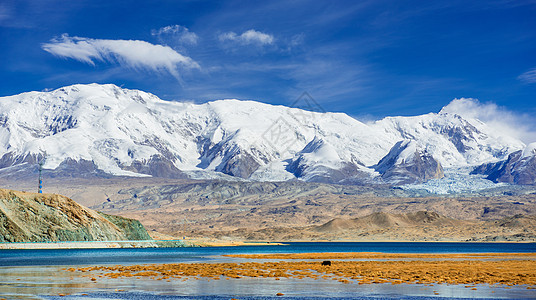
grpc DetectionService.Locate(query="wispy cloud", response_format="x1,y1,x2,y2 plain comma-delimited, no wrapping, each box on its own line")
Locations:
42,34,199,80
219,29,274,46
0,3,11,22
0,1,89,29
518,68,536,84
152,25,198,46
441,98,536,143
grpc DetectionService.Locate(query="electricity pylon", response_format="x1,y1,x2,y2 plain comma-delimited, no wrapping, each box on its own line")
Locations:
38,160,43,194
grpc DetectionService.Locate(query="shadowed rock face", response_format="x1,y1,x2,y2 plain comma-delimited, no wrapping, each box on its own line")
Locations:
286,157,365,184
123,155,186,179
0,153,44,169
0,154,186,180
0,158,113,181
49,158,109,178
285,137,368,184
219,150,261,179
0,189,151,242
374,141,444,185
196,139,266,179
472,149,536,185
439,116,480,154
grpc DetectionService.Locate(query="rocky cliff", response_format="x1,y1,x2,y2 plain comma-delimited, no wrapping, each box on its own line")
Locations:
0,188,151,242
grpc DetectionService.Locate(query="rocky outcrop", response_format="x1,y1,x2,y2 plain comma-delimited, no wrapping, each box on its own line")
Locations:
374,140,444,185
0,188,151,242
472,143,536,185
123,155,186,179
197,138,268,179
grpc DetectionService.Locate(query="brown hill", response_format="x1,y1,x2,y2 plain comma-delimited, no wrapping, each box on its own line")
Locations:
182,211,536,242
315,211,459,232
0,189,151,242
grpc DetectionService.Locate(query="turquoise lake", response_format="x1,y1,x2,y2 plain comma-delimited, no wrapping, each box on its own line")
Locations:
2,242,536,267
1,242,535,299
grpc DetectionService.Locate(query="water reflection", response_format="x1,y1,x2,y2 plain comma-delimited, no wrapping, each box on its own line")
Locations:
0,265,534,299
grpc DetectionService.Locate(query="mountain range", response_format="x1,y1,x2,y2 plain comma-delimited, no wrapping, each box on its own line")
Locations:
0,83,533,185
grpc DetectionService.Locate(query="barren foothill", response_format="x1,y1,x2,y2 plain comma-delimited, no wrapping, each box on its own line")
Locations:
3,178,536,243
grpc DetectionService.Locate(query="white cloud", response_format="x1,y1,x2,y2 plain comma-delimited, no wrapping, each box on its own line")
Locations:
518,68,536,84
42,34,199,80
219,29,274,46
152,25,198,46
440,98,536,144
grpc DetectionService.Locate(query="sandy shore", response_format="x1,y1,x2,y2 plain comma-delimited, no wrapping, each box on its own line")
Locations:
0,240,189,249
185,238,285,247
69,252,536,287
0,239,284,249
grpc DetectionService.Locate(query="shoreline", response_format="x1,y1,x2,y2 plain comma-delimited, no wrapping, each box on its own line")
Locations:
224,252,536,259
0,239,533,250
0,240,189,249
280,239,536,243
0,237,536,251
0,239,286,249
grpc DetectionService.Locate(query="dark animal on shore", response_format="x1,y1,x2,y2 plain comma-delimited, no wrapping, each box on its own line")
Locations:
321,260,332,266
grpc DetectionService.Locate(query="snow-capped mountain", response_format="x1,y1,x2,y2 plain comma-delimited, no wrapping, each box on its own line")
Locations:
0,84,526,184
374,140,444,185
472,143,536,185
285,137,367,183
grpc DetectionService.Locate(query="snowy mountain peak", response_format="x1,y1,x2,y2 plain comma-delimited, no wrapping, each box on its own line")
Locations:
472,142,536,185
374,140,444,185
0,83,527,184
522,142,536,158
374,140,419,173
300,137,339,160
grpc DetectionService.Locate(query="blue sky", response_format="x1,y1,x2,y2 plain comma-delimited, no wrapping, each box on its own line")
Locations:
1,0,535,139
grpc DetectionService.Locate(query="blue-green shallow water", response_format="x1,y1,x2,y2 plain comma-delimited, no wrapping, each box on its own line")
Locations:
1,242,536,299
40,293,536,300
1,242,536,267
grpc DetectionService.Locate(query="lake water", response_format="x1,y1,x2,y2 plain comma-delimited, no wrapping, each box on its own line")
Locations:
1,242,535,299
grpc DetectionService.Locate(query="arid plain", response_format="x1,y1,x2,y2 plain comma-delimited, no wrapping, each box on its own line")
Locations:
3,177,535,243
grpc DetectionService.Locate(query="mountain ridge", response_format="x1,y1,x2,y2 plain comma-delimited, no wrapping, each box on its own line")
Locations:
472,142,536,185
0,83,527,185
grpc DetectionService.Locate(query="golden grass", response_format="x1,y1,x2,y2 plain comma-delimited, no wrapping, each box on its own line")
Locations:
67,252,536,286
223,252,536,260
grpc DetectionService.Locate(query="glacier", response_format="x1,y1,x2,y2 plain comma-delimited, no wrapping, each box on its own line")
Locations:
401,167,509,194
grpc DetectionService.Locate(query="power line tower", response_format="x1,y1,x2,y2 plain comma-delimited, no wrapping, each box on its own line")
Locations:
38,160,43,194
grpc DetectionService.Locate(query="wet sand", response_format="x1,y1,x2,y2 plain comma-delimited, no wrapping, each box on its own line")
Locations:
69,252,536,287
